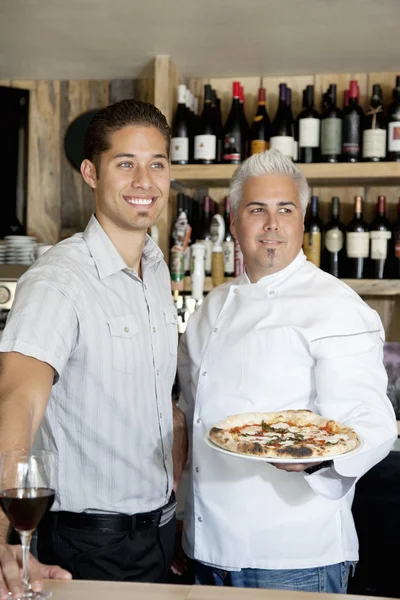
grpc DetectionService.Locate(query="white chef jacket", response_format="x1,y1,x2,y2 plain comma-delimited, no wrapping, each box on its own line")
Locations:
178,250,397,570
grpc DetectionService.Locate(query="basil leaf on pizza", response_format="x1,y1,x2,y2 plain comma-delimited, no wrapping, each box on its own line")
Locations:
209,409,360,459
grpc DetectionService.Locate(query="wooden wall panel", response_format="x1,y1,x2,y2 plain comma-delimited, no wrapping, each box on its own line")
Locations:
60,80,109,237
26,80,61,244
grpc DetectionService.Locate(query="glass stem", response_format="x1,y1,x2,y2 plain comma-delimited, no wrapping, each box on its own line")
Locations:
19,531,32,591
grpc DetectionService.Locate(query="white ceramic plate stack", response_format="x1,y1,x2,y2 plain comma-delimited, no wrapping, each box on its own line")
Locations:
0,242,7,264
4,236,38,265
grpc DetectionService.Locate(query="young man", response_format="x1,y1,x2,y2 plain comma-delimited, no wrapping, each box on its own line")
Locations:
0,99,187,598
178,149,397,593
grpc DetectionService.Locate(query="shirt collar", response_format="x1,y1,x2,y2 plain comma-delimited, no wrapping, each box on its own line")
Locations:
242,250,307,288
83,214,164,280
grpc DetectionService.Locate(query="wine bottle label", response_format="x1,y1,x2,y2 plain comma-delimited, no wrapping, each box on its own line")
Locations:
212,251,225,287
194,135,216,160
388,122,400,151
325,229,344,253
223,134,241,161
198,239,213,274
342,114,361,155
223,240,235,275
370,231,392,260
346,232,369,258
362,129,387,159
303,232,321,267
170,247,185,282
250,140,269,155
183,245,191,273
321,119,342,155
293,140,298,162
270,136,294,158
299,118,320,148
170,137,189,162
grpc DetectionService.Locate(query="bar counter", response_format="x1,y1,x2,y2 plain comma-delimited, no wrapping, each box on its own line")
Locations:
44,580,388,600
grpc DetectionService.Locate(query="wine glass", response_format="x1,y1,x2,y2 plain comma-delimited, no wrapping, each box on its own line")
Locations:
0,450,57,599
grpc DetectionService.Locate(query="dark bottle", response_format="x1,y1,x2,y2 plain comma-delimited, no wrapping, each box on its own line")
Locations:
170,84,190,164
270,83,294,159
223,81,244,164
287,88,297,161
369,195,392,279
393,199,400,277
342,80,363,162
222,196,234,276
387,75,400,161
212,91,224,163
170,193,185,249
200,195,213,276
343,90,349,108
183,195,193,276
194,84,217,164
363,84,387,162
303,195,323,267
322,196,346,278
320,84,342,163
346,195,369,279
239,84,250,159
249,87,271,155
298,85,320,163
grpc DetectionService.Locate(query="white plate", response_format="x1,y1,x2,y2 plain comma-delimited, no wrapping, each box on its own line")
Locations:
203,432,363,464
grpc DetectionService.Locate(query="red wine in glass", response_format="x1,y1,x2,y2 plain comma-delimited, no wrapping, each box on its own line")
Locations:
0,488,55,531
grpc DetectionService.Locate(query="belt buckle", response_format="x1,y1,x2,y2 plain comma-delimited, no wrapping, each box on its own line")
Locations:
135,510,162,532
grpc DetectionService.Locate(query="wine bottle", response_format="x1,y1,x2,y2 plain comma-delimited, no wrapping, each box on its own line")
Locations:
322,196,346,277
303,195,323,267
199,195,213,276
342,80,363,162
298,85,320,163
343,90,349,109
363,84,387,162
270,83,294,158
393,198,400,278
239,84,250,159
369,195,392,279
320,84,342,163
183,195,193,276
194,84,217,164
170,84,190,164
346,195,369,278
223,81,244,164
387,75,400,162
212,90,224,163
222,196,235,276
249,87,271,155
287,88,297,162
234,238,244,276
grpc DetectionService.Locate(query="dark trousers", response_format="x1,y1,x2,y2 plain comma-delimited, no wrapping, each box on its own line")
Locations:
37,510,176,583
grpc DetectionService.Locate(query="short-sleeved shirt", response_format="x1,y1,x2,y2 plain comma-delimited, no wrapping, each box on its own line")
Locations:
0,215,177,514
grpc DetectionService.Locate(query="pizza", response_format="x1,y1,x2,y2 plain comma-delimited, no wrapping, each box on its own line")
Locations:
208,409,360,459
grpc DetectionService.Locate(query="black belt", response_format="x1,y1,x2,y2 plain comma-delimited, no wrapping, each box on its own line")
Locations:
49,494,177,533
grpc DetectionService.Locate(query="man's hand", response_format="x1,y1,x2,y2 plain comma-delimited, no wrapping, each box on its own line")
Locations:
0,544,71,600
272,461,322,472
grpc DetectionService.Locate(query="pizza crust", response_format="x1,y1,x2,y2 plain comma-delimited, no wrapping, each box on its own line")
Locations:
209,410,359,459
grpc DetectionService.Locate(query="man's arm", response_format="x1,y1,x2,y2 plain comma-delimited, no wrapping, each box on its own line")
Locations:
172,400,187,492
0,352,71,598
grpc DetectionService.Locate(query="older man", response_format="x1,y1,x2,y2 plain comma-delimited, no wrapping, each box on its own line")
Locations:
177,149,397,593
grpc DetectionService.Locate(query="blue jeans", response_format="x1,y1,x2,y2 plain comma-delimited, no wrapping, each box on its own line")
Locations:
195,561,356,593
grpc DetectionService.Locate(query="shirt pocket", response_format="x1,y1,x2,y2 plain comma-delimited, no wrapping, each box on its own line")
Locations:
108,315,139,373
163,305,178,357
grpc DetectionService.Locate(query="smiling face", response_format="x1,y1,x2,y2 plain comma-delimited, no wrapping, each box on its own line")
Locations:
81,125,170,235
230,173,304,282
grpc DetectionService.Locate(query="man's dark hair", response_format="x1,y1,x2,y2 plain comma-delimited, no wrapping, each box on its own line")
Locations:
84,99,171,174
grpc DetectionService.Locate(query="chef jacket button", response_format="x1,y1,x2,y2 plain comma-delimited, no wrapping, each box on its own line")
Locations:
195,467,200,473
196,418,201,423
202,371,207,377
269,290,275,296
124,327,130,333
213,327,218,333
197,516,203,523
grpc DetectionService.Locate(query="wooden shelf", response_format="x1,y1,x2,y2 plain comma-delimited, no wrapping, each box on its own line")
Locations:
176,277,400,296
171,162,400,189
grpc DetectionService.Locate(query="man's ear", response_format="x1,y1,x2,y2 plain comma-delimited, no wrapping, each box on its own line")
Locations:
230,211,237,239
81,159,98,189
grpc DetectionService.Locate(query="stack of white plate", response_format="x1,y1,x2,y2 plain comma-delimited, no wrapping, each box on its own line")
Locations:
4,236,38,265
0,243,7,264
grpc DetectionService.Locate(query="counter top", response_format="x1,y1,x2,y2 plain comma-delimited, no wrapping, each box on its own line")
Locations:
43,580,389,600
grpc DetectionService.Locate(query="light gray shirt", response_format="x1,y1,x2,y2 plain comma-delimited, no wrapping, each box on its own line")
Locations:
0,215,177,514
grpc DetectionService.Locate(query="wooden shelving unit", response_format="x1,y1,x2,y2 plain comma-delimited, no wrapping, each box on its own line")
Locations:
171,162,400,190
177,277,400,296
